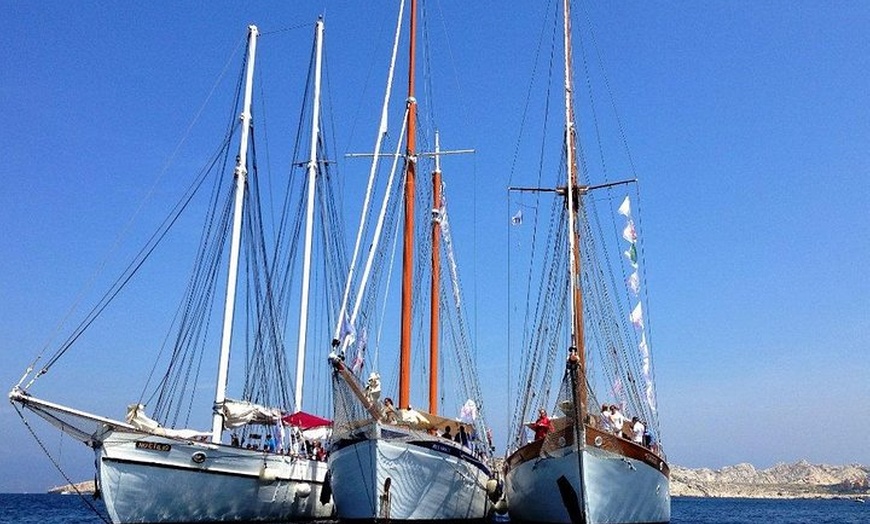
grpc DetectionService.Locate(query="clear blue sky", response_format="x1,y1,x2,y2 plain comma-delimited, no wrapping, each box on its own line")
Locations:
2,2,868,493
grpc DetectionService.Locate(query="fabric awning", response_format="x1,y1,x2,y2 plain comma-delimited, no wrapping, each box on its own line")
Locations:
282,411,331,429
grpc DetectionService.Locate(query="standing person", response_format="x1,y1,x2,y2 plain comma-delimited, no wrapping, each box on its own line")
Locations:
382,397,397,423
454,425,470,447
599,404,612,433
630,416,645,444
532,409,552,440
609,405,626,438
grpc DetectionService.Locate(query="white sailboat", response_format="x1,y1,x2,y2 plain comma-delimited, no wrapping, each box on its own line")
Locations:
9,21,340,523
503,1,670,523
324,0,497,520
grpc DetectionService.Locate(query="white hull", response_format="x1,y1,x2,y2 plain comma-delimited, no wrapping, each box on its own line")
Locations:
98,429,334,523
329,422,492,521
505,444,669,524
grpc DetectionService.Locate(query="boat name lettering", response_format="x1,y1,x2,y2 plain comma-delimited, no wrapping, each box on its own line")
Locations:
135,441,171,452
431,443,451,454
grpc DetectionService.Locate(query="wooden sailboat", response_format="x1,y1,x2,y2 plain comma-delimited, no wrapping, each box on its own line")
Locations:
325,0,497,520
9,22,341,523
503,1,670,523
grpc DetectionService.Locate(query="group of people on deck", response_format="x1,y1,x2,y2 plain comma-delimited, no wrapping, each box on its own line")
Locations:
597,403,651,447
530,404,653,449
229,432,328,460
382,397,481,454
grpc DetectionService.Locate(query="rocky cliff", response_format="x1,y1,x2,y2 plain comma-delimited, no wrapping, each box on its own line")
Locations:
671,460,870,499
48,480,95,495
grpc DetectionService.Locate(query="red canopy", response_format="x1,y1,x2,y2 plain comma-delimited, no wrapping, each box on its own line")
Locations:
282,411,331,430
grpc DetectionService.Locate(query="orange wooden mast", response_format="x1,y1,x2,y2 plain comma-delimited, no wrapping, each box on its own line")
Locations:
429,133,443,415
398,0,418,410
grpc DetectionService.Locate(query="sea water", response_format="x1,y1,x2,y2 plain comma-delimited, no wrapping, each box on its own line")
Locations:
0,494,867,523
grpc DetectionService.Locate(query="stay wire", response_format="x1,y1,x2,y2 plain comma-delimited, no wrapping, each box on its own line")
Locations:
13,404,111,524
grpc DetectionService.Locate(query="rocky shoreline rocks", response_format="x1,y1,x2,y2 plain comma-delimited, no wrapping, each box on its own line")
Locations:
671,460,869,500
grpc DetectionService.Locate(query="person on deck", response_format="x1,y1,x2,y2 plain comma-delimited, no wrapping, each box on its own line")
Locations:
382,397,397,423
454,425,470,447
609,405,626,438
599,404,612,433
631,416,645,444
532,409,552,440
442,426,453,440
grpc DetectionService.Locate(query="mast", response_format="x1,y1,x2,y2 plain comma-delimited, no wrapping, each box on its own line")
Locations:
399,0,418,410
295,18,325,413
211,25,259,443
562,0,586,419
562,1,590,520
429,132,442,415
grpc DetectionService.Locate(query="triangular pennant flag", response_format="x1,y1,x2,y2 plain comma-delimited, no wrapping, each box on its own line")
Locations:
622,220,637,243
624,243,638,268
628,270,640,295
511,209,523,225
646,383,656,411
630,302,644,329
618,196,631,217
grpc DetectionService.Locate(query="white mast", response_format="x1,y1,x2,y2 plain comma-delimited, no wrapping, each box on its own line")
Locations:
211,25,259,443
294,18,325,413
332,0,406,347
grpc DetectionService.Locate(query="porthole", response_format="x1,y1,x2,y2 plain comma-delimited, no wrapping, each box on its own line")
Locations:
594,436,603,447
192,451,207,464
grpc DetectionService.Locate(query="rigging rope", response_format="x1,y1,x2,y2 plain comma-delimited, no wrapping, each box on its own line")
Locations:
13,404,111,524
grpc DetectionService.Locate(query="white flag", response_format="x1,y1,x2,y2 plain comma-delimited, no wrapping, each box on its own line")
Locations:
618,196,631,217
339,309,356,347
646,382,656,411
630,302,644,329
459,399,478,422
511,209,523,226
628,271,640,295
622,220,637,243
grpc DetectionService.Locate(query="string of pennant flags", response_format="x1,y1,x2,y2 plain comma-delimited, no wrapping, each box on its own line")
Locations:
618,196,656,413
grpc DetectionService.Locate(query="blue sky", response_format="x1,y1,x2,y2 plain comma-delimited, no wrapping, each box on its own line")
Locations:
2,1,869,493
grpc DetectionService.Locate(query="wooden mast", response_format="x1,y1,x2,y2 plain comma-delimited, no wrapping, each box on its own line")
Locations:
399,0,418,410
429,132,442,415
562,0,587,420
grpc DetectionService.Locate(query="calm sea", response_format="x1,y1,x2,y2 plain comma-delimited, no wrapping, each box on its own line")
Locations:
0,494,867,523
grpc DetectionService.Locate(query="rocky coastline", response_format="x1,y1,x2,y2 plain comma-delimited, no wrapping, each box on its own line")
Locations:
671,460,869,500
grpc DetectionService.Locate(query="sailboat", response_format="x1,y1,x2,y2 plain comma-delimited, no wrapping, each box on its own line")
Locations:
503,1,670,523
324,0,497,521
9,22,341,523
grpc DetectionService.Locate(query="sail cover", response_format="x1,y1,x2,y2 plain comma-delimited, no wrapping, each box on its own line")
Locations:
221,399,282,429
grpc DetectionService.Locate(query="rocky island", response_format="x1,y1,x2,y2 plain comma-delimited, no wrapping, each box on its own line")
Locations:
671,460,869,499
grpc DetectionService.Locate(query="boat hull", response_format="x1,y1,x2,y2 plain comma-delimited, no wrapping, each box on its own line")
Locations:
505,439,669,524
328,422,492,521
98,429,334,523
